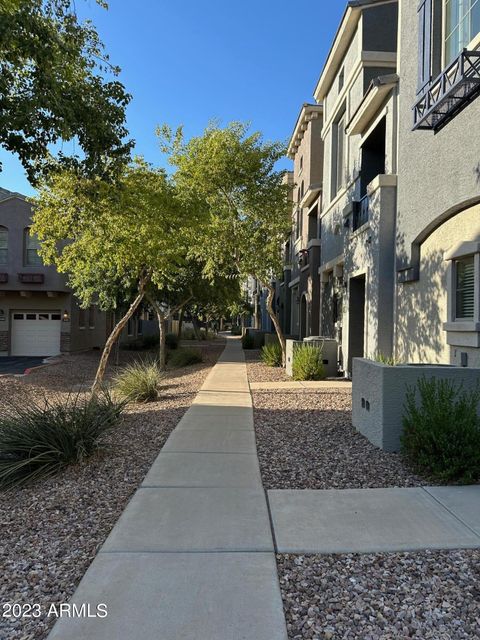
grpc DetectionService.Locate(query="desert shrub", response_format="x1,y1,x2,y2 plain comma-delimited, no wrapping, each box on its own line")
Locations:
372,352,398,366
165,333,179,350
169,347,203,367
0,391,123,489
292,344,325,381
401,377,480,483
241,333,255,350
231,325,242,336
113,360,164,403
261,342,282,367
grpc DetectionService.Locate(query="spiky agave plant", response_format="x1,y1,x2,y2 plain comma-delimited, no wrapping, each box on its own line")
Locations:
0,390,124,489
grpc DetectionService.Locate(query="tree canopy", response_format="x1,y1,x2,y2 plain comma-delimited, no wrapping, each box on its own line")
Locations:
159,121,291,358
0,0,132,183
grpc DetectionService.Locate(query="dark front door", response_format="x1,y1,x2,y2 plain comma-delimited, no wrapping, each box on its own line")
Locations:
348,274,366,376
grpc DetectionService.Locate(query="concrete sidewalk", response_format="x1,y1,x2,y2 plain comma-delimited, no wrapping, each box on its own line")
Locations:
249,379,352,390
268,485,480,554
48,337,288,640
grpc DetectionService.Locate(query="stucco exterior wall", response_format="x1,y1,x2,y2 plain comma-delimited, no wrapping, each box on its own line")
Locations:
396,203,480,365
396,0,480,269
0,196,69,293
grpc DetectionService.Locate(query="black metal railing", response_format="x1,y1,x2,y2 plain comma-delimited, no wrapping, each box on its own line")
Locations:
413,49,480,131
352,194,369,231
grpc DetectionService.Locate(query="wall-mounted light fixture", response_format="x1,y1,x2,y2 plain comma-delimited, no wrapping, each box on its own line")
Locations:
62,310,70,322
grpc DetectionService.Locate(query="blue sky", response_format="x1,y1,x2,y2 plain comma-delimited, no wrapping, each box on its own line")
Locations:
0,0,346,195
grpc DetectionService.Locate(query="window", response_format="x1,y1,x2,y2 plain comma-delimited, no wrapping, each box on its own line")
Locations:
338,67,345,92
295,208,302,240
24,228,42,266
332,109,346,197
299,156,303,173
137,316,143,336
88,305,95,329
127,317,134,336
445,0,480,65
455,256,475,319
78,308,86,329
0,227,7,265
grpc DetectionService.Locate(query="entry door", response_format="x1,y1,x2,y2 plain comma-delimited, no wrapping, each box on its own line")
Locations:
11,311,62,356
347,275,366,376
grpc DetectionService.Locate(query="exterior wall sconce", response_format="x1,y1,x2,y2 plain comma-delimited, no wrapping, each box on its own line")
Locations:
62,310,70,322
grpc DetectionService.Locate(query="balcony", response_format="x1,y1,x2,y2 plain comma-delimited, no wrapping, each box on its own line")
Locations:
413,49,480,131
352,194,370,231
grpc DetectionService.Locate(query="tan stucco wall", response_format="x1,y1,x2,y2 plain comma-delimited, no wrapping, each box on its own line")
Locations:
395,204,480,364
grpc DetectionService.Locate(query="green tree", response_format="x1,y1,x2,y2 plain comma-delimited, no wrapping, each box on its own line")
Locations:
31,160,198,392
0,0,132,183
160,121,291,363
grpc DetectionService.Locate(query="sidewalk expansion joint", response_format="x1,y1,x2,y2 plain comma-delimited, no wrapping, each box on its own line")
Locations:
421,487,480,540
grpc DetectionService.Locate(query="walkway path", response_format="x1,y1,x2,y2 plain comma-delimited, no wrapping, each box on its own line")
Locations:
49,337,288,640
48,338,480,639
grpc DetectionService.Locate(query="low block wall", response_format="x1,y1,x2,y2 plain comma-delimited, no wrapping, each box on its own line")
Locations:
352,358,480,452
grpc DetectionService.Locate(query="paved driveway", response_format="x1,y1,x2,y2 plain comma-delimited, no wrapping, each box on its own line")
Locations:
0,356,46,375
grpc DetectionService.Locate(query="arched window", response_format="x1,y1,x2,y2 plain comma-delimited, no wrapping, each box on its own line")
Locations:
24,228,42,266
0,226,7,265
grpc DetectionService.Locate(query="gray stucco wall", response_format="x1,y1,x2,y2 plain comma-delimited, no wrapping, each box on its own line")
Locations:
395,0,480,364
396,1,480,267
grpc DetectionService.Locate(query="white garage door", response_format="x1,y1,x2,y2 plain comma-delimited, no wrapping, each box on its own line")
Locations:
11,312,62,356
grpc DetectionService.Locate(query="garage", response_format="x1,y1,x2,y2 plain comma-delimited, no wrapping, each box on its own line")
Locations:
11,311,62,357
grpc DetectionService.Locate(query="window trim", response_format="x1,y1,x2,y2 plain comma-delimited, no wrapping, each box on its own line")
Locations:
24,227,43,267
443,243,480,341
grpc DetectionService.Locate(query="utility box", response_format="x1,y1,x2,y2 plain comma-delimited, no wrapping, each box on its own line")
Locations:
285,339,302,377
245,328,265,348
303,337,339,377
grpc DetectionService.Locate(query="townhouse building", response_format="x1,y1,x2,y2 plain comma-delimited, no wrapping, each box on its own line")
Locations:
395,0,480,367
0,188,149,356
279,0,399,375
278,0,480,374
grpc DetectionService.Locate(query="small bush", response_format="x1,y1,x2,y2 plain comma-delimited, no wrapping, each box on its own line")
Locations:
113,360,164,403
372,352,398,366
401,377,480,483
165,333,179,350
0,391,123,489
292,344,325,381
169,347,203,368
242,333,255,350
261,342,282,367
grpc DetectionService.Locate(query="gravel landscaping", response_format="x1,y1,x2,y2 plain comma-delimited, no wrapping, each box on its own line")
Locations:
278,550,480,639
244,348,290,383
0,342,224,640
252,388,424,489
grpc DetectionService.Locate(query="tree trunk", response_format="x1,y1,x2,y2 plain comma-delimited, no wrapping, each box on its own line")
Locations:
177,306,185,338
91,280,147,395
265,283,287,367
147,294,193,371
192,316,201,340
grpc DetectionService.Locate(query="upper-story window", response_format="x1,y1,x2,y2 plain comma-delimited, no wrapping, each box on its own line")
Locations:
445,0,480,64
299,156,303,173
24,228,43,266
338,67,345,92
0,226,7,265
331,107,346,198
